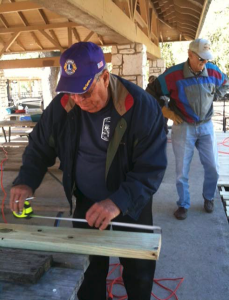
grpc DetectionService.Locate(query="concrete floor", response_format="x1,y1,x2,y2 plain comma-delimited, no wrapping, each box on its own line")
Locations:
152,137,229,300
1,115,229,299
108,134,229,300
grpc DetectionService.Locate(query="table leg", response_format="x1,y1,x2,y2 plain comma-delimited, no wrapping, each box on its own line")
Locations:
1,127,7,143
9,127,11,142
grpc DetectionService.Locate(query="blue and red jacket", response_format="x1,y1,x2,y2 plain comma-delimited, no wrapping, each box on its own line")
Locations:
146,60,229,124
13,74,167,220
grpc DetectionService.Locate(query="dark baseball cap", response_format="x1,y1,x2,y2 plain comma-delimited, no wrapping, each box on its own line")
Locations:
56,42,106,94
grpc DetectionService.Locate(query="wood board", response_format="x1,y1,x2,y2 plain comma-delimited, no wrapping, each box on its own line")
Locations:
0,223,161,260
0,249,52,284
0,268,84,300
0,248,89,300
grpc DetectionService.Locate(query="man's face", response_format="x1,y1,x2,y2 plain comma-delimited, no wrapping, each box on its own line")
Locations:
71,70,110,113
188,50,209,72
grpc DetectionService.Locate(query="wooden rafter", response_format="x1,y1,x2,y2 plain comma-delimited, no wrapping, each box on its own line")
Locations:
0,31,20,56
131,0,138,19
0,1,42,14
72,27,81,42
31,32,44,50
97,34,104,46
38,9,61,47
0,53,112,69
174,0,202,13
0,14,9,28
68,27,72,47
0,0,210,58
8,1,45,50
138,0,149,25
113,0,131,18
39,29,64,52
83,31,94,42
0,35,5,45
15,38,26,51
0,22,77,34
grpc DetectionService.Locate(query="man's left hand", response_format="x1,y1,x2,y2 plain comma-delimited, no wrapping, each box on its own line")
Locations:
86,199,121,230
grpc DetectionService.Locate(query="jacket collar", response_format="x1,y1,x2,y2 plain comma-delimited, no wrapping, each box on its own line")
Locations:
183,60,209,78
60,74,134,116
109,74,134,116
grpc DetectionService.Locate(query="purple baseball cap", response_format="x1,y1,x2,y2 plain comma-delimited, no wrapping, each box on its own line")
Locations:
56,42,106,94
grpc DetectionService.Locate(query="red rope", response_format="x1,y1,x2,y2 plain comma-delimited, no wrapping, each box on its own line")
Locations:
106,263,184,300
218,137,229,154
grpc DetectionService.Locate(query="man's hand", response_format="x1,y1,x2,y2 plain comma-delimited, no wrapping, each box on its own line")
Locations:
86,199,121,230
162,106,183,125
10,185,33,213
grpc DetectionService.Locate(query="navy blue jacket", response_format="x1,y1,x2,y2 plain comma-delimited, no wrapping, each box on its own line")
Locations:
13,74,167,220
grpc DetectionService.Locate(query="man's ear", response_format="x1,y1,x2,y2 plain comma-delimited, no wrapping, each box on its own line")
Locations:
102,70,110,88
188,49,193,59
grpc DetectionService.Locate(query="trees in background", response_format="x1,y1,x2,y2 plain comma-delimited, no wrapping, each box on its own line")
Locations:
160,0,229,75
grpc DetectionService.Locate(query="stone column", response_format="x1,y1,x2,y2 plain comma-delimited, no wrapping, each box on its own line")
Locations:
111,43,148,89
148,58,166,78
0,70,8,111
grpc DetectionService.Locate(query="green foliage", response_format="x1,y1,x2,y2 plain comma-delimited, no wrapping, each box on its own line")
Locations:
159,1,229,75
160,43,176,68
199,0,229,75
208,30,229,75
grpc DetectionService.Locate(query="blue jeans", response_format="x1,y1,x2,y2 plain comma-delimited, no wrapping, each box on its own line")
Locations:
171,120,219,209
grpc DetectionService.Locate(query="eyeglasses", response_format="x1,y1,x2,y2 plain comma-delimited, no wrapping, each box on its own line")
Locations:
193,52,209,62
77,76,100,100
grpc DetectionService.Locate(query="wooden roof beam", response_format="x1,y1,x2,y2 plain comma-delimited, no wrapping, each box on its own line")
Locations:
0,14,9,28
138,0,149,26
174,6,200,19
37,9,61,47
68,27,72,47
72,27,81,42
8,0,29,26
0,22,77,34
97,34,104,46
0,1,43,14
0,53,112,69
29,0,160,58
113,0,131,18
174,0,202,13
39,29,64,52
131,0,138,20
83,31,95,42
7,2,44,50
15,39,26,51
31,32,44,50
0,31,20,57
166,13,199,25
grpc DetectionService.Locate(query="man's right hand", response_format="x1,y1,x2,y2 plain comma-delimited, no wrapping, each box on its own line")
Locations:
10,185,33,213
162,106,183,125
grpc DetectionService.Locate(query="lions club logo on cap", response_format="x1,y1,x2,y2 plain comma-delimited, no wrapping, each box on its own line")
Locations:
64,60,77,75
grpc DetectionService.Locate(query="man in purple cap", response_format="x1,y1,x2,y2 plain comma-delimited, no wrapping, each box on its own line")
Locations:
146,38,229,220
10,42,167,300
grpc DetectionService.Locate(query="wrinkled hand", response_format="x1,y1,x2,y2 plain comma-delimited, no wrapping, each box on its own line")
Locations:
162,106,183,125
86,199,121,231
10,185,33,213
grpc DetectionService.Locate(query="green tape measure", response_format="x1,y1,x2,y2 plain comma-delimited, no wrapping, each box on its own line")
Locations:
13,200,33,219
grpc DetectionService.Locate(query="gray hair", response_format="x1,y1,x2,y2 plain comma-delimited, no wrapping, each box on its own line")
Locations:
94,64,108,80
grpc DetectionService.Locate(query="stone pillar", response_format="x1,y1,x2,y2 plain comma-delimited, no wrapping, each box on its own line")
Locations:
41,66,59,109
111,43,148,89
40,51,60,109
148,58,166,78
0,70,8,112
